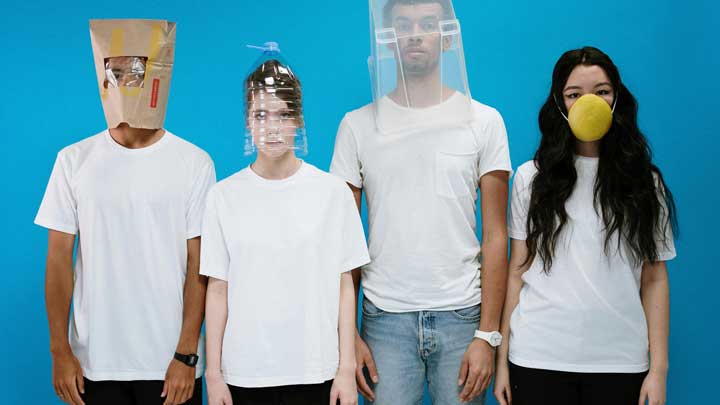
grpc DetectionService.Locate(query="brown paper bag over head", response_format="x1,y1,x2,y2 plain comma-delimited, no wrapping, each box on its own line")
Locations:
90,19,176,129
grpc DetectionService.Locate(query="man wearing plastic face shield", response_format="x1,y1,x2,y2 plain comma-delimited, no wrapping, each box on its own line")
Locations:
36,19,215,405
330,1,512,404
385,1,452,106
203,43,367,405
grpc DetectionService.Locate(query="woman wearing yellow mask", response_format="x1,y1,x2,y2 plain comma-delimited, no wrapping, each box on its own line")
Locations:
494,47,678,405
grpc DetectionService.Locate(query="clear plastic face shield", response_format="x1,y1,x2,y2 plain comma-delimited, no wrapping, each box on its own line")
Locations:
244,42,307,157
369,0,472,134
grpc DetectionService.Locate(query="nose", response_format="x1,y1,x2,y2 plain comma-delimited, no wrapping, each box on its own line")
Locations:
408,32,423,44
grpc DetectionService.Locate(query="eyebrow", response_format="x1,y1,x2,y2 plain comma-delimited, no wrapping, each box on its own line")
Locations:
564,82,613,91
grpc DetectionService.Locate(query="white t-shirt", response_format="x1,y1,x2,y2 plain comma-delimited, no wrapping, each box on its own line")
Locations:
199,162,370,388
35,130,215,381
508,157,676,373
330,93,512,312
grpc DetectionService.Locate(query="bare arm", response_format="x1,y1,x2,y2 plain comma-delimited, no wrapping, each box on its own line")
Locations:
641,260,670,374
338,272,358,371
349,186,363,316
493,238,531,404
205,277,228,378
176,237,208,354
478,171,510,333
496,239,530,367
46,230,76,356
345,182,377,400
46,229,85,405
331,272,360,404
459,170,510,402
204,277,233,405
346,183,364,334
638,261,670,405
162,237,208,404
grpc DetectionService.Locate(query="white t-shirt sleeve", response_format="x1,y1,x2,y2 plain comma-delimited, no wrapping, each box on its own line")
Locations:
186,161,217,239
338,186,371,273
34,152,78,235
199,188,230,281
477,110,513,178
508,165,531,241
330,117,363,188
654,175,677,262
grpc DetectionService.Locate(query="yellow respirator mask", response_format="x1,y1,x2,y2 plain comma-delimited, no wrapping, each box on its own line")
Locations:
557,93,617,142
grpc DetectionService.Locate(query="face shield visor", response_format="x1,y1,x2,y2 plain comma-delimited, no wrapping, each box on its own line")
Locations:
368,0,472,134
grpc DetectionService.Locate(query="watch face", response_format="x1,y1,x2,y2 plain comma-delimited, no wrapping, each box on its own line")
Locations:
490,333,502,346
188,355,199,366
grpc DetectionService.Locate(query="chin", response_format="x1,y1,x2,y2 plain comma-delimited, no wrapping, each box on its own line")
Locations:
260,148,292,159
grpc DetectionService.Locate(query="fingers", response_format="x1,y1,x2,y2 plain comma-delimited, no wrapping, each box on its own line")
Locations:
364,353,379,384
183,379,196,403
164,380,178,405
163,378,194,405
494,386,507,405
177,380,194,405
459,366,479,401
341,391,358,405
66,379,85,405
458,357,469,386
76,374,85,396
355,351,376,401
470,370,491,400
638,389,648,405
54,375,84,405
55,384,70,404
355,365,375,401
506,385,513,404
330,388,339,405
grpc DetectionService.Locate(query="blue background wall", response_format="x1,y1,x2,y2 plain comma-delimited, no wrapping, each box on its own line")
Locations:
1,0,717,403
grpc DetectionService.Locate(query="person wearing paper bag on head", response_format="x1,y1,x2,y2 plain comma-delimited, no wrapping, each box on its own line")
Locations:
330,0,512,403
202,42,368,405
36,19,215,405
493,47,678,405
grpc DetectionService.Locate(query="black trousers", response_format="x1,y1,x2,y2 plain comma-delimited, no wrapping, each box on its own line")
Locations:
81,377,203,405
229,380,334,405
509,362,647,405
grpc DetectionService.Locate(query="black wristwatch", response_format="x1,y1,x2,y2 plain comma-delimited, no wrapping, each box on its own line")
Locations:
174,352,199,367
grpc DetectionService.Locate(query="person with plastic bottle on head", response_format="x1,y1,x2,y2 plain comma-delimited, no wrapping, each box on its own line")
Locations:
202,42,370,405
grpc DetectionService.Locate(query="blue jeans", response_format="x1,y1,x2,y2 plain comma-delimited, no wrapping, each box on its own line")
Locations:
360,298,486,405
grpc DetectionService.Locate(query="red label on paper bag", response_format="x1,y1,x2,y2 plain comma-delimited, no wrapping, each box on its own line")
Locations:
150,79,160,108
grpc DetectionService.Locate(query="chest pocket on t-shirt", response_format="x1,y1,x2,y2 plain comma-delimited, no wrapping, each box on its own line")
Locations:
435,150,478,199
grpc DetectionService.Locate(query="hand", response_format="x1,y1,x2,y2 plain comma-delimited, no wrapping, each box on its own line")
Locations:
51,349,85,405
331,367,358,405
161,358,196,405
493,361,512,405
638,370,667,405
206,371,233,405
458,338,495,402
354,333,378,401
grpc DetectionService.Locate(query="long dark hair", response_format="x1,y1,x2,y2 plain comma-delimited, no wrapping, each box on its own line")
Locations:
526,46,678,272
